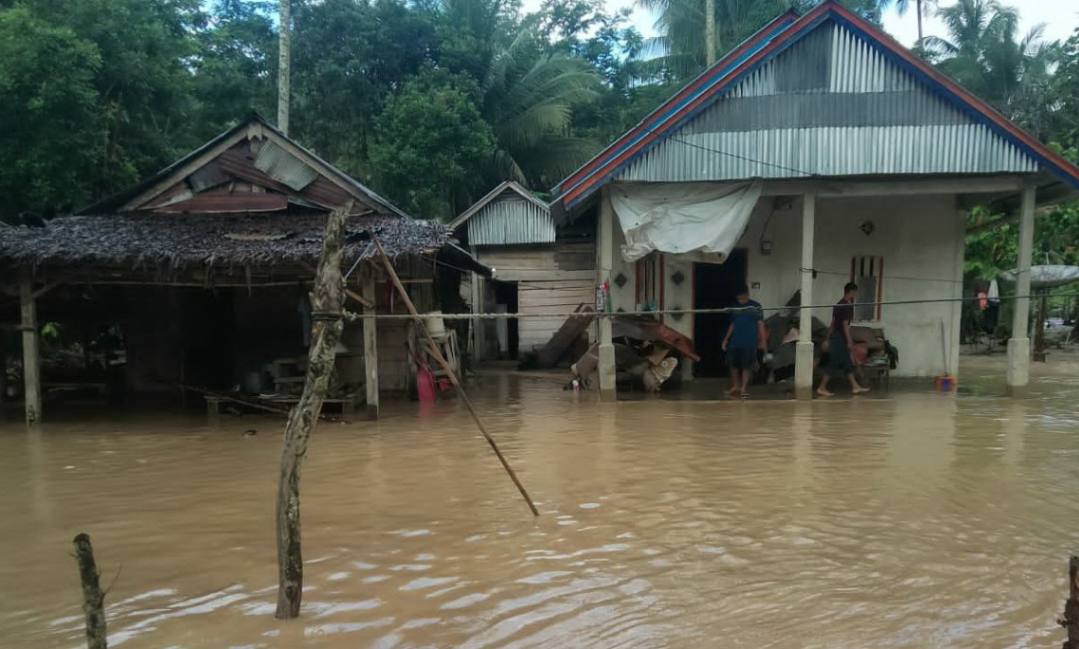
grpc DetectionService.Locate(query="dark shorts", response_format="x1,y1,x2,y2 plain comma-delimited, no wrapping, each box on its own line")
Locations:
828,333,853,376
727,346,758,370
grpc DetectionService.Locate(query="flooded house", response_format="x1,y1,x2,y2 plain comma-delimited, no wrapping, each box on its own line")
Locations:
0,114,488,424
451,181,594,361
550,1,1079,399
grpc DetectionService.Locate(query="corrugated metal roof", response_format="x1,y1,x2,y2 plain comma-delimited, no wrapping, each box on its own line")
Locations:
468,193,555,246
452,181,555,246
253,140,319,190
618,22,1038,183
552,3,1079,213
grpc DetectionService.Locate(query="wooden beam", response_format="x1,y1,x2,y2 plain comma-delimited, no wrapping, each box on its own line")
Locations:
19,274,41,425
120,129,250,211
362,266,379,420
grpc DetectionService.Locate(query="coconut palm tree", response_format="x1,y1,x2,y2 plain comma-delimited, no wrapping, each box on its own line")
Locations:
480,31,601,188
922,0,1059,135
881,0,937,44
435,0,602,189
639,0,790,80
639,0,906,82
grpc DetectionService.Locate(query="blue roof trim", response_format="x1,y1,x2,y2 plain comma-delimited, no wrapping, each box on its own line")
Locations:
563,12,833,210
557,3,1079,211
554,15,798,199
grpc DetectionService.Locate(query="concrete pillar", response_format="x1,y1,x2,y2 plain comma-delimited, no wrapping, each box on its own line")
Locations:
362,266,380,420
795,194,816,399
948,204,966,379
1007,182,1036,389
19,274,41,425
597,188,616,400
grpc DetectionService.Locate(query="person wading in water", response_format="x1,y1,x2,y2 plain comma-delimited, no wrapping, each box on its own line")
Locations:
817,282,870,397
721,285,767,399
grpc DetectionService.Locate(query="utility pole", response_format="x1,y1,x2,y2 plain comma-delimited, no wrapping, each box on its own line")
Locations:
705,0,716,65
277,0,291,135
916,0,924,43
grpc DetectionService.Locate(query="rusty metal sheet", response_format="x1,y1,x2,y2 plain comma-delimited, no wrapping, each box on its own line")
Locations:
155,192,288,213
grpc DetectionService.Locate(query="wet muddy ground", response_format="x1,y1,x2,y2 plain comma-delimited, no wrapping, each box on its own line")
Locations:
2,355,1078,648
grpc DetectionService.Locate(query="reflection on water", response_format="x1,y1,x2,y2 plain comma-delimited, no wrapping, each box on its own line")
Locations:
2,356,1079,648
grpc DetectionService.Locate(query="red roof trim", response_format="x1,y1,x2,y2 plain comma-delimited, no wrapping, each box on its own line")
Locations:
554,1,1079,210
555,9,801,196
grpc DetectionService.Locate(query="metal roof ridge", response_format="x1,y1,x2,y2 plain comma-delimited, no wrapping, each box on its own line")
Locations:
449,180,549,229
551,1,1079,212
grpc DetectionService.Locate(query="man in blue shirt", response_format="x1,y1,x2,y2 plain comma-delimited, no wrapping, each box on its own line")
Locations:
721,285,767,398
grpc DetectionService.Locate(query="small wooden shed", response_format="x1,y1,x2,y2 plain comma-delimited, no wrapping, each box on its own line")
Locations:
0,114,487,423
450,181,594,361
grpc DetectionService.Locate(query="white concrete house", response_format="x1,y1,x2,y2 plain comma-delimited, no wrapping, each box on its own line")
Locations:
550,1,1079,398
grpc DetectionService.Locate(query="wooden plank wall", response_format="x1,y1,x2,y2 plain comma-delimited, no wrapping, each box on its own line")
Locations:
477,242,595,354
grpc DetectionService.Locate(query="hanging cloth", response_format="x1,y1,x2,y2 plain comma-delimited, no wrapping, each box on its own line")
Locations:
610,180,763,263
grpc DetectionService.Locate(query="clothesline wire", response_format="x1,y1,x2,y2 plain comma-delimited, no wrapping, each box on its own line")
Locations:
356,291,1079,320
800,266,964,285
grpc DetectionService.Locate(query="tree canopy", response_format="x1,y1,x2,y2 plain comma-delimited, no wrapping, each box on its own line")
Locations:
0,0,1076,236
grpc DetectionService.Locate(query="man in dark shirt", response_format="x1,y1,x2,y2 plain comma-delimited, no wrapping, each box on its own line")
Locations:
817,282,870,397
721,285,766,398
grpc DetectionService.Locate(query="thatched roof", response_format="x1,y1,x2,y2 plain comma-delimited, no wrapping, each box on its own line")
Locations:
0,213,485,274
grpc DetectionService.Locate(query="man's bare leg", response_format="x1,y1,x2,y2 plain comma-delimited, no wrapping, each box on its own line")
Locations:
817,374,834,397
848,373,870,394
728,368,740,396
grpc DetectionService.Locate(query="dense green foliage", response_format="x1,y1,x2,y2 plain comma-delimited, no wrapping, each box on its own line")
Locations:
0,0,1076,239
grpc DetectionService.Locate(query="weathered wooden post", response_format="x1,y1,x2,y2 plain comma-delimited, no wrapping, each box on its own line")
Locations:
19,273,41,425
1063,555,1079,649
72,533,107,649
274,206,349,619
362,265,379,420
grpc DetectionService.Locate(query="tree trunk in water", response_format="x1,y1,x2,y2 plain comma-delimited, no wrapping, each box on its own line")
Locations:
277,0,291,135
704,0,716,65
1064,556,1079,648
73,533,107,649
274,207,349,619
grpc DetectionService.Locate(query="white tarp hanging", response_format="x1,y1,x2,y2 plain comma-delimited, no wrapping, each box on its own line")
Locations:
610,180,763,263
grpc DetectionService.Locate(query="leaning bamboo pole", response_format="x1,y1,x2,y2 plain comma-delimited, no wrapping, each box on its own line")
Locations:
274,205,349,619
371,236,539,517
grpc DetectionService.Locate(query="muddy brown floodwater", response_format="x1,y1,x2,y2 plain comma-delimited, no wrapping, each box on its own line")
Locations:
2,356,1079,648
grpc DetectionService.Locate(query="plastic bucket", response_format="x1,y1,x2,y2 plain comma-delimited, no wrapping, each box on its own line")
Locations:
424,311,446,339
416,367,436,402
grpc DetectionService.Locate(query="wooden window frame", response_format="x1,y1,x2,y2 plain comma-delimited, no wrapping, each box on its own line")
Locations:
850,255,884,322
